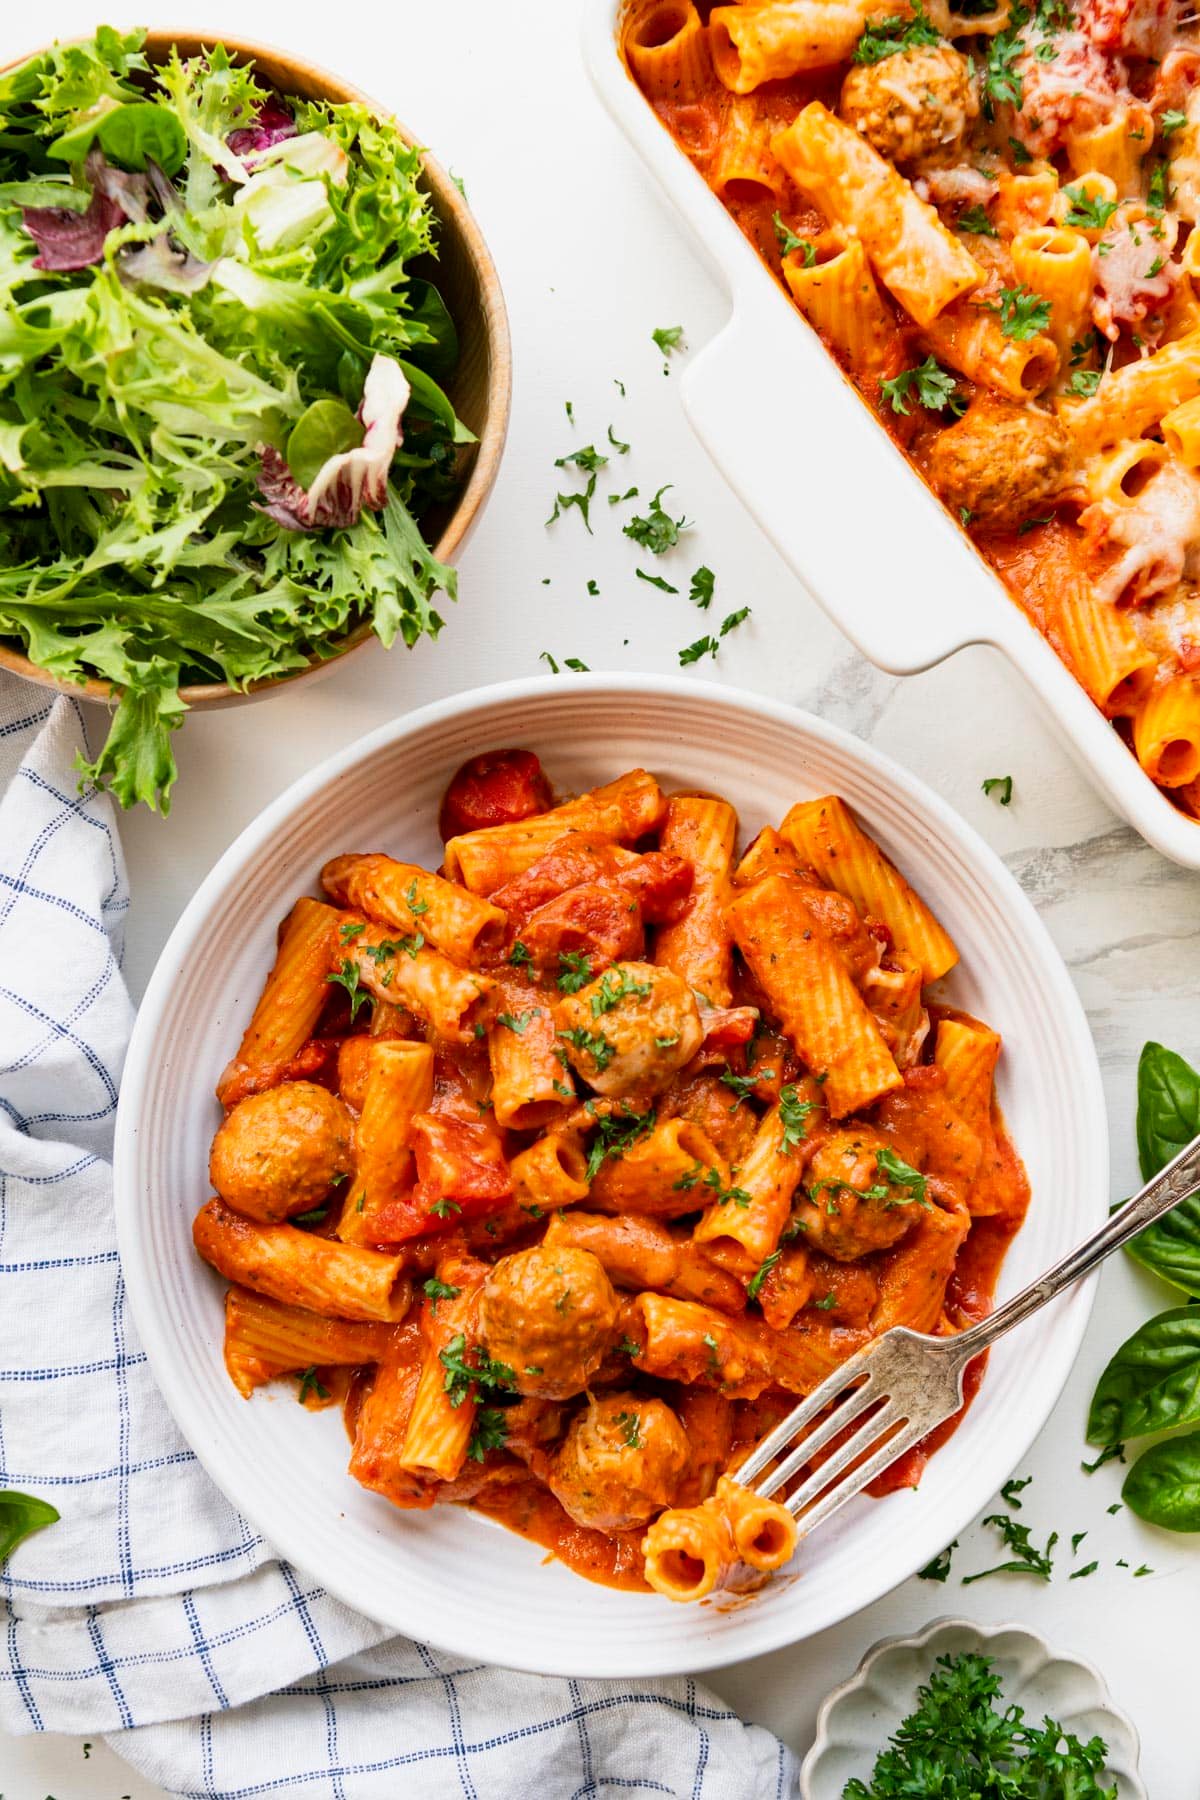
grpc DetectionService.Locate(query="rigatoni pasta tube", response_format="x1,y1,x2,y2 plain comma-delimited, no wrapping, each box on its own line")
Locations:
634,1292,865,1397
1010,227,1093,372
1065,110,1149,197
693,1104,805,1265
510,1133,589,1215
653,793,738,1005
345,921,493,1044
783,231,903,377
710,0,881,93
922,297,1058,401
488,980,564,1130
443,769,666,893
1061,328,1200,455
717,1476,798,1572
338,1041,434,1248
933,1014,1000,1113
871,1200,970,1333
193,1199,412,1323
588,1119,728,1219
216,898,341,1106
771,104,981,327
223,1287,396,1398
1133,675,1200,787
622,0,712,103
321,853,505,963
726,874,901,1118
732,826,806,888
347,1321,431,1509
544,1209,748,1314
780,796,958,982
1163,395,1200,466
642,1494,738,1601
709,95,786,206
398,1258,489,1481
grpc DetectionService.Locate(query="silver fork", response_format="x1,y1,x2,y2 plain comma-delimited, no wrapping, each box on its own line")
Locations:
732,1131,1200,1536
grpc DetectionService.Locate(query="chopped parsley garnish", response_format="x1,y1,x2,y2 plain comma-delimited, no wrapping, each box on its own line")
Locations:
327,958,370,1023
546,472,597,533
689,565,715,609
875,1147,928,1205
559,1026,616,1072
555,444,608,474
615,1409,643,1449
702,1331,721,1369
1148,159,1171,212
652,324,685,357
1007,135,1032,165
747,1250,783,1300
721,605,751,635
508,940,532,968
496,1010,534,1034
1147,254,1164,277
1161,108,1188,137
429,1197,462,1219
618,1335,642,1358
439,1333,517,1408
1067,368,1102,397
961,1514,1057,1584
585,1105,656,1180
879,356,960,417
813,1290,838,1311
957,205,997,236
609,485,639,506
1001,1475,1032,1508
1070,1560,1099,1580
564,657,589,672
292,1206,329,1228
772,210,813,261
680,635,718,665
467,1407,509,1461
1081,1440,1125,1474
778,1085,815,1152
853,3,941,64
607,423,630,453
985,286,1052,341
540,650,560,673
565,400,574,423
590,967,653,1016
422,1277,460,1314
982,774,1013,806
404,879,429,917
624,484,689,554
1062,184,1118,232
297,1367,330,1404
721,1067,775,1107
557,950,593,994
917,1540,957,1581
339,920,366,942
637,568,679,593
981,33,1023,120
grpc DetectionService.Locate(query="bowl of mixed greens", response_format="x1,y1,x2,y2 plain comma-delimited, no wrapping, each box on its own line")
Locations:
0,27,511,809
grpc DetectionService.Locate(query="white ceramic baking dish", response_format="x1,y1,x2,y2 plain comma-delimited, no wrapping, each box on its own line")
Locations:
582,2,1200,870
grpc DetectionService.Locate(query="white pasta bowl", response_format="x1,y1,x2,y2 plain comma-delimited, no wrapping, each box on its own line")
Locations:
583,2,1200,871
114,675,1106,1677
801,1617,1146,1798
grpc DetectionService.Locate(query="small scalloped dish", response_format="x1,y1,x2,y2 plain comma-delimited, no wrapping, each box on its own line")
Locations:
802,1616,1145,1799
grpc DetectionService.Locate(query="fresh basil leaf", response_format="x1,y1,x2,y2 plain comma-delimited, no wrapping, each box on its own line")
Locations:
285,398,364,491
402,278,458,378
1136,1040,1200,1180
0,1489,60,1561
97,102,188,175
1087,1307,1200,1444
1122,1429,1200,1531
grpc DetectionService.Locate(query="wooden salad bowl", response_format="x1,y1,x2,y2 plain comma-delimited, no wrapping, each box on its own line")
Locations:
0,30,512,709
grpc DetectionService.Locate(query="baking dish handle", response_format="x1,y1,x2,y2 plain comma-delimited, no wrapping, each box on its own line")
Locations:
679,294,1001,677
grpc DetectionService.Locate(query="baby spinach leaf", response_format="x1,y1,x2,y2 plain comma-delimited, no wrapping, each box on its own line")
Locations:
285,398,364,490
1136,1040,1200,1180
1125,1042,1200,1295
1122,1430,1200,1531
97,102,188,175
1087,1307,1200,1444
0,1489,60,1561
401,278,458,378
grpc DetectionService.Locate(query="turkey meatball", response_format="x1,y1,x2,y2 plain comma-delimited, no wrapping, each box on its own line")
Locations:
480,1245,619,1399
840,45,977,170
927,398,1072,529
555,961,703,1097
209,1081,353,1224
792,1128,919,1261
548,1392,690,1532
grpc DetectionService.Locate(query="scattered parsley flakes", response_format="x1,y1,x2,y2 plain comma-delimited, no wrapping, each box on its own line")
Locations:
1000,1475,1032,1509
689,565,715,609
637,568,679,592
607,423,630,453
564,657,590,672
564,400,574,423
327,957,370,1023
980,32,1023,119
747,1250,783,1300
985,285,1052,341
559,1025,616,1073
652,324,685,359
624,484,689,553
609,485,639,506
496,1010,533,1034
539,650,560,673
1148,159,1171,212
1062,184,1118,231
957,204,997,236
961,1513,1057,1584
1070,1559,1099,1580
615,1409,643,1449
292,1206,329,1228
879,356,960,417
875,1146,928,1206
590,966,653,1016
772,209,809,257
982,774,1013,806
439,1333,517,1408
1081,1441,1125,1474
679,634,718,665
297,1367,330,1404
557,950,593,993
467,1407,509,1461
721,1067,774,1107
813,1289,838,1310
1067,367,1102,397
618,1335,642,1358
585,1105,656,1180
1161,108,1187,137
338,920,366,942
721,605,751,637
508,940,532,968
917,1540,957,1581
547,473,598,533
778,1084,815,1152
555,444,608,473
854,3,941,64
422,1277,460,1313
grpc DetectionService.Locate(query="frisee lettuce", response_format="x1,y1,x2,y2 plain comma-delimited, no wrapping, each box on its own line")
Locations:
0,30,467,809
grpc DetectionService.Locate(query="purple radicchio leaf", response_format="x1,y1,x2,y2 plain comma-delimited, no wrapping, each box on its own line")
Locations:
227,96,297,159
256,356,412,533
118,233,213,294
21,148,150,272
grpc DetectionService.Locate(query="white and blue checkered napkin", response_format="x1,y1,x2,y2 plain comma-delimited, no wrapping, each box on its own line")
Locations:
0,685,799,1799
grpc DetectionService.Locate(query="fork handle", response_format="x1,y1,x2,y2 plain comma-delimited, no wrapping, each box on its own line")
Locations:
952,1130,1200,1359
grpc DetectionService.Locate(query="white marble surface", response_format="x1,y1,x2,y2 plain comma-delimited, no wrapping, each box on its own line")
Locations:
3,1,1197,1794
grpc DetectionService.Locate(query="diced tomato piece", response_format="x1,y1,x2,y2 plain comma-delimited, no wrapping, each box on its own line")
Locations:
613,850,692,923
521,880,645,971
439,749,553,840
491,842,620,923
218,1038,342,1109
